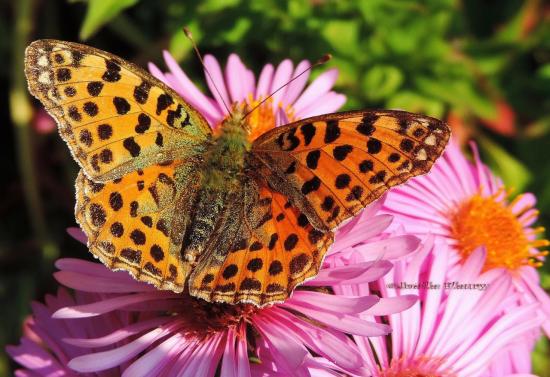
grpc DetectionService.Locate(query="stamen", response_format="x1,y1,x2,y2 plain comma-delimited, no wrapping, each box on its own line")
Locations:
449,190,548,271
179,296,258,338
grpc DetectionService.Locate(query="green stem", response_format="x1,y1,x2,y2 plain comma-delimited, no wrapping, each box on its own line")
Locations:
10,0,58,260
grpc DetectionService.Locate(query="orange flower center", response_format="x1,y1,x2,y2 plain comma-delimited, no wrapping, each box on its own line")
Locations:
245,96,295,141
449,190,548,270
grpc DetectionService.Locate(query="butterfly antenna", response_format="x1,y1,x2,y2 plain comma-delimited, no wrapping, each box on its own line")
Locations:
183,27,231,114
243,53,332,119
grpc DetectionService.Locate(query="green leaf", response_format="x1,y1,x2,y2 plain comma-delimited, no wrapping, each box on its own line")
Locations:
78,0,139,40
533,337,550,377
414,77,496,119
477,135,532,192
198,0,241,13
322,20,359,56
537,64,550,80
221,18,251,44
362,65,403,101
169,22,202,63
386,91,445,118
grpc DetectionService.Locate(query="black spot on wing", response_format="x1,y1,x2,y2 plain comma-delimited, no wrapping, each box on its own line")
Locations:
324,120,340,143
156,94,174,115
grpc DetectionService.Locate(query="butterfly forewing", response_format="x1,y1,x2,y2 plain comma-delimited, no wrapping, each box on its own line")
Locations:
250,110,450,230
24,39,211,182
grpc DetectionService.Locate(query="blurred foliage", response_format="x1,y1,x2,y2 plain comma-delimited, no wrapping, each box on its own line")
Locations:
0,0,549,374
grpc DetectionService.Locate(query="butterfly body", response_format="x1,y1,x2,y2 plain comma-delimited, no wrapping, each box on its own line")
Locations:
25,39,451,306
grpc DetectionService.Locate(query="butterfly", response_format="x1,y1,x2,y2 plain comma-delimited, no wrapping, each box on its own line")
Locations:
25,39,450,306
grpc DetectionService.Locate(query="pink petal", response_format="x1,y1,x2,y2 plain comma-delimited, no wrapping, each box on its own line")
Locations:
179,333,224,377
121,332,184,377
53,292,174,318
290,291,379,314
162,50,220,122
292,69,338,113
221,329,238,377
148,62,170,85
252,313,309,374
225,54,249,103
450,304,542,374
63,317,170,347
203,54,231,114
333,214,393,251
281,302,391,337
267,307,364,374
354,236,420,261
256,64,274,98
270,59,293,108
68,323,181,372
364,295,417,315
66,227,86,244
295,92,346,119
245,69,256,98
306,260,393,286
414,243,449,355
284,60,311,106
511,192,537,215
275,107,290,127
54,270,155,293
6,338,63,372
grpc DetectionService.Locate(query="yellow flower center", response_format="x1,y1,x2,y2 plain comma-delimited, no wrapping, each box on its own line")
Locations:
449,190,548,270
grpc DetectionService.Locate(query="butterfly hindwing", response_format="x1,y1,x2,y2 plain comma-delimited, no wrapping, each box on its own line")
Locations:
75,161,201,292
189,181,333,306
251,110,450,230
25,39,211,182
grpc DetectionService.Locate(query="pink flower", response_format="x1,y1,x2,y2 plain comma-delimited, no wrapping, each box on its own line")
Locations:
353,240,545,377
6,287,127,376
382,141,550,334
8,199,419,376
149,52,346,137
33,108,56,134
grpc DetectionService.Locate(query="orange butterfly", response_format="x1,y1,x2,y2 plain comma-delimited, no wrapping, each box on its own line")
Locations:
25,39,450,306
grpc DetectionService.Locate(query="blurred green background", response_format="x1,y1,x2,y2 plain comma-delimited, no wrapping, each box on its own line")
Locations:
1,0,549,374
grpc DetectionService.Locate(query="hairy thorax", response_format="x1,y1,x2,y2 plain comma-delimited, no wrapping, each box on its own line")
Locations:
202,112,251,189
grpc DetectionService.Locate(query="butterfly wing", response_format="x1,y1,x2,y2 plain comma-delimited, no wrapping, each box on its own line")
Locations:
188,110,449,306
188,178,333,306
25,39,212,182
25,39,212,290
249,110,450,230
76,161,201,291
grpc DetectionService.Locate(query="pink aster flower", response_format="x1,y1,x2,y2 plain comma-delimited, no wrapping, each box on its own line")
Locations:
148,51,346,137
6,287,127,377
350,240,544,377
8,199,419,377
382,140,550,337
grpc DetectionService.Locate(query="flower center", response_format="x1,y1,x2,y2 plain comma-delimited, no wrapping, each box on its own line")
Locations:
449,191,548,270
179,297,258,337
379,356,455,377
244,96,295,141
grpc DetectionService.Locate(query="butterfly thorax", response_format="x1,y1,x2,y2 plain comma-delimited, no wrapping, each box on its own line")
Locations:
201,112,251,190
